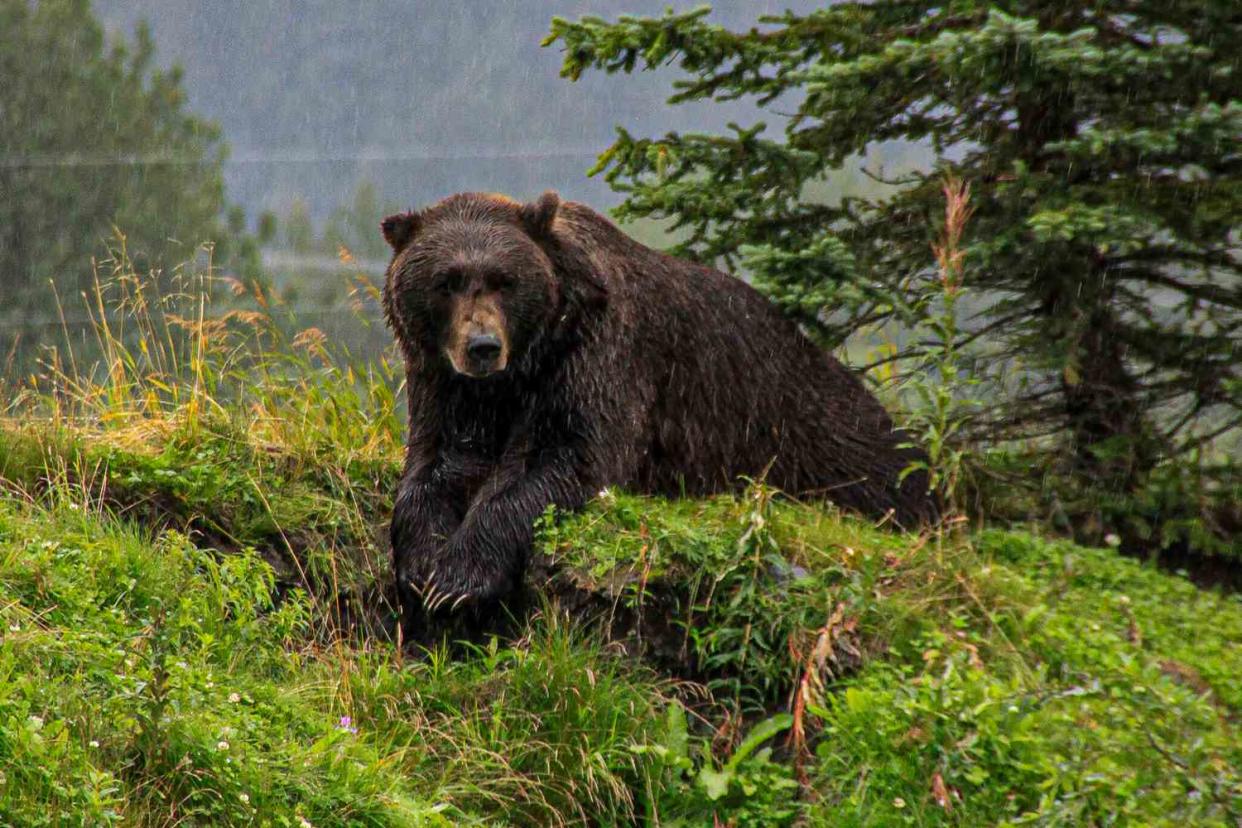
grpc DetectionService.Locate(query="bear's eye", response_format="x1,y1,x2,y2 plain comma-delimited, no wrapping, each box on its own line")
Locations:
432,270,462,295
486,270,515,291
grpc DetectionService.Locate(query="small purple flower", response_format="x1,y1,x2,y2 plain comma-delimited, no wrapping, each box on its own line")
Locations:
337,715,358,734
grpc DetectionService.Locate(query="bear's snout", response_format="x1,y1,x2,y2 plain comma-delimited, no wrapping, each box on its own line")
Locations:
446,294,510,378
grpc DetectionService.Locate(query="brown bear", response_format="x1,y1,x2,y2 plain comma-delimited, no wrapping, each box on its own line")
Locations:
381,191,937,621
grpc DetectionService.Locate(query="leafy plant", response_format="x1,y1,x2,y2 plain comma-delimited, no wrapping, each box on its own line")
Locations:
633,703,800,827
539,485,911,713
899,178,983,516
2,235,1240,826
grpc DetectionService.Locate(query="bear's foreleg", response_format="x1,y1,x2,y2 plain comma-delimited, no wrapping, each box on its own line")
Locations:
421,448,592,612
390,463,462,621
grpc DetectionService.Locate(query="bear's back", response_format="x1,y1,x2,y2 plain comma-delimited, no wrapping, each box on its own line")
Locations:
557,202,934,525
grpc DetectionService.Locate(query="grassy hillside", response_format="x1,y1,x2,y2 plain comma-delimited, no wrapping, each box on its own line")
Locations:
1,274,1238,825
1,420,1239,826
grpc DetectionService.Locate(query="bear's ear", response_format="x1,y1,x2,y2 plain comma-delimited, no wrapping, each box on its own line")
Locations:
519,191,560,239
380,211,421,253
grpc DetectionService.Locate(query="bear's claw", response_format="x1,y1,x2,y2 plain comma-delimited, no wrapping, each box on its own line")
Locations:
421,577,471,614
423,581,447,612
418,567,509,614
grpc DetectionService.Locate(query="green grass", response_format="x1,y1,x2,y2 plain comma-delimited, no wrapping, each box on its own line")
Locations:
802,531,1241,826
540,492,1242,825
0,421,399,641
0,491,679,825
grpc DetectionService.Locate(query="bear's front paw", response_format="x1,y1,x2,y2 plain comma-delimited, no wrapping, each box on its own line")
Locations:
419,564,513,614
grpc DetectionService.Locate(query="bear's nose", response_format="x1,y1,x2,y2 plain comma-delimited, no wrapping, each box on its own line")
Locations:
466,333,502,363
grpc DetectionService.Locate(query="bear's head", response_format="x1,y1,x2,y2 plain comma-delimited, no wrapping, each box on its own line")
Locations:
381,191,602,379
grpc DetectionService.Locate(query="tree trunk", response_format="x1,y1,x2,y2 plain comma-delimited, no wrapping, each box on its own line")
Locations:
1059,299,1157,540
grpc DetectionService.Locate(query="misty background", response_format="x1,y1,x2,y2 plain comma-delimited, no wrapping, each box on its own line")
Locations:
92,0,827,227
2,0,913,368
3,0,925,371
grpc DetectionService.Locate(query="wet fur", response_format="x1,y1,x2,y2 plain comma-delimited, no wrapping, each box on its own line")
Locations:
382,192,938,633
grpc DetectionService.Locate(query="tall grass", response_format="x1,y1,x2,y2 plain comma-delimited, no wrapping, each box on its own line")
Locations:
0,243,687,826
2,234,1240,825
12,234,404,465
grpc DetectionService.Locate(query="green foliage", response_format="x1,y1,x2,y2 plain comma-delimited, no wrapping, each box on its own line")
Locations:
15,243,404,464
0,501,439,826
0,495,681,825
5,449,1239,824
633,704,799,827
810,642,1240,824
539,485,920,713
805,529,1242,825
1086,451,1242,561
898,179,983,514
977,530,1242,710
963,446,1242,562
0,422,401,642
342,620,670,825
2,251,1239,825
0,250,406,639
546,1,1242,543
